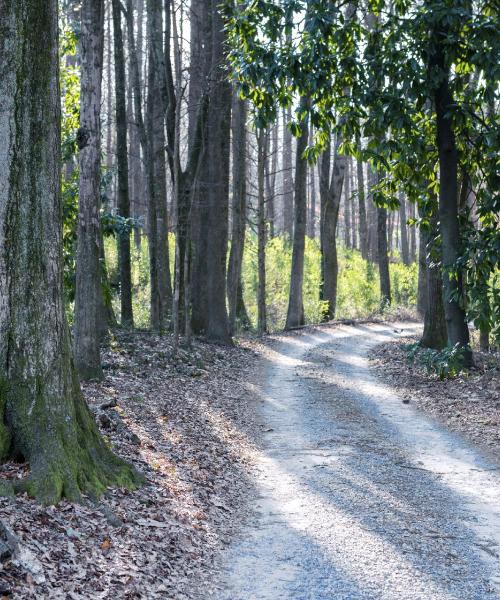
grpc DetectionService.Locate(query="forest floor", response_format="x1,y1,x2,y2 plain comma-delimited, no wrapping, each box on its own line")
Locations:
370,337,500,466
0,331,262,599
0,322,499,599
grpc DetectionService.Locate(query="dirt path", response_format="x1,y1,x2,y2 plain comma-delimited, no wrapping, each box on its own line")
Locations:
214,323,500,600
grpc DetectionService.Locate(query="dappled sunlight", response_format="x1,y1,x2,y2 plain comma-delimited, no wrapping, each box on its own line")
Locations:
219,324,500,598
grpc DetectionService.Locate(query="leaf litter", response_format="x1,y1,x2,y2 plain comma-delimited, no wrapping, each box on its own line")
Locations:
369,336,500,466
0,331,262,599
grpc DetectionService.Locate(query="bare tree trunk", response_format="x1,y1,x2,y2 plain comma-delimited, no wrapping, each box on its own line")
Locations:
112,0,133,326
356,152,368,260
319,139,343,320
282,107,294,238
195,0,232,343
265,125,277,239
227,96,248,335
344,158,351,248
350,158,357,250
285,100,309,329
147,0,172,330
74,0,105,381
257,130,267,334
409,202,417,262
431,20,471,364
417,221,428,317
376,174,391,306
0,0,139,504
421,213,447,349
367,166,378,261
399,192,410,265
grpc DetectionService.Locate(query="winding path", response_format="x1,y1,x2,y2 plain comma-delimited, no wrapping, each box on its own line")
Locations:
216,323,500,600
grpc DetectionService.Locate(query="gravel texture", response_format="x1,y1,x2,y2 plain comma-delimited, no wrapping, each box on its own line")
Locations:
214,322,500,600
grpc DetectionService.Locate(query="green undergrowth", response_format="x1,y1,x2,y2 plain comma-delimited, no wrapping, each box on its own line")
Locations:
405,342,470,380
92,233,418,332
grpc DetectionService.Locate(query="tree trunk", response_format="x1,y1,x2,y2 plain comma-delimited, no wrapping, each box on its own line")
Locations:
227,96,248,335
421,214,447,349
112,0,133,326
479,327,490,352
74,0,105,381
285,102,309,329
431,24,472,364
417,221,428,317
282,107,294,238
367,166,378,262
268,123,278,238
350,158,357,250
377,197,391,306
320,132,348,320
0,0,139,504
147,0,172,330
193,0,232,343
257,130,267,334
344,159,351,248
399,192,410,266
356,152,368,260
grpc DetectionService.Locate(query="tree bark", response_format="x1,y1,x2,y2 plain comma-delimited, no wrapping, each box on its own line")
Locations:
282,107,294,238
356,152,368,260
192,0,232,343
227,96,248,335
147,0,172,330
377,193,391,306
285,102,309,329
417,221,428,317
399,192,410,266
257,130,267,335
421,214,447,349
350,158,357,250
74,0,105,381
344,158,352,249
112,0,133,326
431,22,472,364
0,0,139,504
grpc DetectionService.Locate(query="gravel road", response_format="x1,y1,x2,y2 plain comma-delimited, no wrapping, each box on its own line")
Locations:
215,323,500,600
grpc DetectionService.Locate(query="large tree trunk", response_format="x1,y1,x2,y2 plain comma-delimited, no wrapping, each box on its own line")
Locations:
112,0,133,326
431,24,472,364
282,107,294,238
0,0,139,504
344,159,352,248
421,214,447,349
367,166,378,261
265,125,277,239
147,0,172,330
417,222,428,317
350,158,357,250
74,0,105,381
285,103,309,329
356,152,368,260
257,130,267,335
320,136,346,320
399,192,410,266
377,202,391,307
227,96,248,335
192,0,232,343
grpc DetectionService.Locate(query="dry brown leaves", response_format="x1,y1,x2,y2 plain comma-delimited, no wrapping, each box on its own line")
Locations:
369,337,500,465
0,332,262,599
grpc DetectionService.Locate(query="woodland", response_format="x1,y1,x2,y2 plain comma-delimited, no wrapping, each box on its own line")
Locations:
0,0,498,597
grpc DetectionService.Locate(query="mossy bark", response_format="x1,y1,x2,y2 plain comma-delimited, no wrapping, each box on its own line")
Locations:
0,0,141,504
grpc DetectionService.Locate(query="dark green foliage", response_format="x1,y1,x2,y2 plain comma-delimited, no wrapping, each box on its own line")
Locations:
406,342,470,380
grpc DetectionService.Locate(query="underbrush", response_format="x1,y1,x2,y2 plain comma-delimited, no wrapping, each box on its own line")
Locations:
405,342,469,380
101,233,418,332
